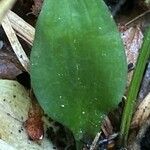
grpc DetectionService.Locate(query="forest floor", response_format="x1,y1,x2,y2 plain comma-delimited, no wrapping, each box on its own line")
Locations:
0,0,150,150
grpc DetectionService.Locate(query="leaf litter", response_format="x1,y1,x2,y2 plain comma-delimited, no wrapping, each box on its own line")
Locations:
1,0,150,149
0,80,55,149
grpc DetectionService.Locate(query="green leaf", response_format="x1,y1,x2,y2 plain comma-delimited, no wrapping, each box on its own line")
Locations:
30,0,127,146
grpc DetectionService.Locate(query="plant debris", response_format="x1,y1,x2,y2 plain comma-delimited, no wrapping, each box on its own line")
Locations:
31,0,43,16
1,0,150,149
24,92,44,141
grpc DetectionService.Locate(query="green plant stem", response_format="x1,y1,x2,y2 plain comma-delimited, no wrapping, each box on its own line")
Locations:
119,28,150,147
76,140,83,150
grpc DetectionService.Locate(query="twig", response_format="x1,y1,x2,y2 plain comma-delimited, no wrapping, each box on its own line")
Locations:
0,0,16,23
90,132,101,150
101,116,113,137
99,133,118,145
2,16,29,72
125,10,150,26
7,10,35,46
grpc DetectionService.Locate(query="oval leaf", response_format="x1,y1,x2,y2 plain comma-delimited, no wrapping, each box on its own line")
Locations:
31,0,127,142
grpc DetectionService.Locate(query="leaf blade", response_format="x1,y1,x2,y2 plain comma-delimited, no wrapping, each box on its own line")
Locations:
31,0,127,142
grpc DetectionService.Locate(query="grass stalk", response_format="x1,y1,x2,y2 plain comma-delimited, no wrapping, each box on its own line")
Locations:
119,27,150,146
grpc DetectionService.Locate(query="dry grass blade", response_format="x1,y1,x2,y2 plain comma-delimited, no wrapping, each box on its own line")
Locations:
2,16,29,72
131,92,150,128
7,10,35,46
0,0,16,23
101,116,113,136
90,132,101,150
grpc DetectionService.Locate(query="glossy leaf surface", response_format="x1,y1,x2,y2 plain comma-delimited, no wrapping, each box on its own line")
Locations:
31,0,127,142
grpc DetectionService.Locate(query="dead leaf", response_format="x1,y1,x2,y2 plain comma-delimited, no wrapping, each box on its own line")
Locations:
0,41,25,80
131,92,150,129
0,46,24,79
0,139,16,150
31,0,43,16
128,117,150,150
24,92,44,141
121,26,143,65
121,26,143,86
0,80,55,149
138,62,150,101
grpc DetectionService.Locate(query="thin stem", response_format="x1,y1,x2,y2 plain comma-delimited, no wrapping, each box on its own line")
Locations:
76,140,83,150
119,27,150,146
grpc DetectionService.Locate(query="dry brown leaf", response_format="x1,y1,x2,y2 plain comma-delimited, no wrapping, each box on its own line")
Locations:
0,80,54,149
24,94,44,141
31,0,43,16
0,49,23,79
131,92,150,129
121,26,143,65
121,26,143,86
128,117,150,150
